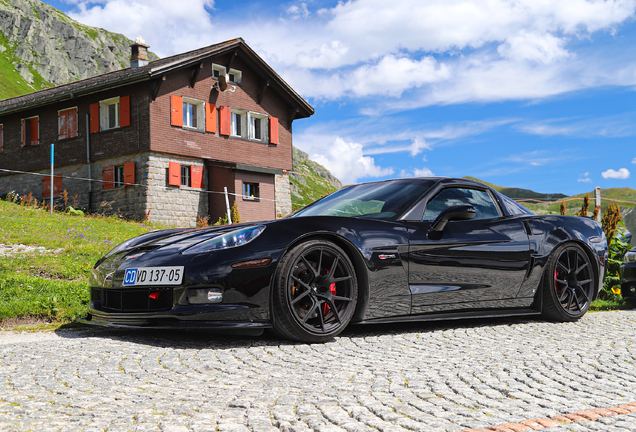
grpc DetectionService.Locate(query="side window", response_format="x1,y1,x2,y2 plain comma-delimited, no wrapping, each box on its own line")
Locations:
100,97,120,130
422,188,500,222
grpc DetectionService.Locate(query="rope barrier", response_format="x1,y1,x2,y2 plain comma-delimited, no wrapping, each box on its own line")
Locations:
0,168,279,203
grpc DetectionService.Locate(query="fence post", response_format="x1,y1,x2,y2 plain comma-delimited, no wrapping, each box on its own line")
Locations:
224,187,232,224
50,144,54,215
595,186,601,222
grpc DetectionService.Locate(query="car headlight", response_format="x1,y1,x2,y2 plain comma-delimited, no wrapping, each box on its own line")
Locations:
182,225,266,255
625,251,636,263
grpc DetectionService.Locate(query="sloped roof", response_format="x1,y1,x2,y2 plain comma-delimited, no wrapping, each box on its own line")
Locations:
0,38,314,119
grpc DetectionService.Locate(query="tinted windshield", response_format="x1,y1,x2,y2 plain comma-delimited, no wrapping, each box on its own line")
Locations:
291,179,434,221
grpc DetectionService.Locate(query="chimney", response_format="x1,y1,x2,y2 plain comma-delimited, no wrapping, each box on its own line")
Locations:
130,36,150,69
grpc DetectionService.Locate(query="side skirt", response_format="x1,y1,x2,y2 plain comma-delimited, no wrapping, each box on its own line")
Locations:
355,307,542,325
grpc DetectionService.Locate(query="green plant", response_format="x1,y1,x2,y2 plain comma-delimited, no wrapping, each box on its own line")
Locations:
231,201,241,224
599,234,631,301
577,194,589,217
213,214,228,226
601,202,622,244
560,201,566,215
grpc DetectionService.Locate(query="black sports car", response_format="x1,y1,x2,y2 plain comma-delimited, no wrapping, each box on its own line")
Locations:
620,246,636,308
84,177,608,342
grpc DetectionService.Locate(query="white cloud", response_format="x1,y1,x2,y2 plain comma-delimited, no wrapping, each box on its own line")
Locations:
400,167,435,178
409,137,431,157
68,0,216,57
601,168,630,179
310,137,394,184
65,0,636,109
497,32,571,64
578,172,592,183
632,157,636,164
287,3,309,19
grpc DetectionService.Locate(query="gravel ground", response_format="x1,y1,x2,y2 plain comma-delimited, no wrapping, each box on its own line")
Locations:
1,311,635,432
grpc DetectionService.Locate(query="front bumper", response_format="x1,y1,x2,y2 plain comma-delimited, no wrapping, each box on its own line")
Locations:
620,261,636,301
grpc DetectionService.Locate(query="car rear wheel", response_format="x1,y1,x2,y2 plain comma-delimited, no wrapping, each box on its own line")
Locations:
541,243,595,321
271,240,358,342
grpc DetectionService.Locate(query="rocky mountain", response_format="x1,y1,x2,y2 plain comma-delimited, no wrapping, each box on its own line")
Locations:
291,147,342,209
0,0,157,99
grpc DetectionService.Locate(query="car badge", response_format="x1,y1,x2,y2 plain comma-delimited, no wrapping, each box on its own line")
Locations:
378,254,396,260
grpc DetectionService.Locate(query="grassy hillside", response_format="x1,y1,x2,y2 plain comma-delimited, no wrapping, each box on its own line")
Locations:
0,198,170,324
464,176,636,216
290,147,342,209
463,176,567,200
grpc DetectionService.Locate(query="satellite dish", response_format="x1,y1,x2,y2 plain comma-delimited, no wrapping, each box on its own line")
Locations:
218,74,229,92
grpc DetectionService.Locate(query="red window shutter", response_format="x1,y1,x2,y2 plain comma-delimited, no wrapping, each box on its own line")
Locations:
103,166,114,190
53,175,62,196
43,175,63,197
169,162,181,186
21,119,25,147
0,124,4,152
69,108,78,138
205,103,217,133
59,110,68,140
124,161,135,186
191,166,203,189
90,103,99,134
219,106,231,136
269,117,279,145
171,95,183,127
30,117,39,146
120,95,130,127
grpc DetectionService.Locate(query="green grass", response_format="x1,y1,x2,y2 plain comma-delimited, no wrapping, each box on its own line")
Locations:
0,32,40,99
0,199,171,323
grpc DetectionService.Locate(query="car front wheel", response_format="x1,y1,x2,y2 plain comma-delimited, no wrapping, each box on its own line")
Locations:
271,240,358,342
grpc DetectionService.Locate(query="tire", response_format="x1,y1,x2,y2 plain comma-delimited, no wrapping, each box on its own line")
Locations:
541,242,596,322
627,298,636,309
271,240,358,343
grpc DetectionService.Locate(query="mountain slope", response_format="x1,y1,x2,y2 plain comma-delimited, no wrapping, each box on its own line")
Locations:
462,176,567,200
0,0,157,98
290,147,342,209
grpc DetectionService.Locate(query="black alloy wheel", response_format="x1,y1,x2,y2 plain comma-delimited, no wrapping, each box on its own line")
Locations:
271,240,358,342
542,243,595,321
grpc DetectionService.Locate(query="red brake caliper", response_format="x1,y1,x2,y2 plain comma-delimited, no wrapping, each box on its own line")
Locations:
554,269,558,290
322,280,337,315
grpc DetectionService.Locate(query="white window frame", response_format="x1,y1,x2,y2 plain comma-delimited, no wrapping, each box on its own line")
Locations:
228,68,242,85
181,165,191,187
212,64,226,79
99,97,120,131
231,109,247,138
22,115,39,147
243,182,260,200
182,97,205,131
57,106,78,140
248,112,268,142
114,165,125,188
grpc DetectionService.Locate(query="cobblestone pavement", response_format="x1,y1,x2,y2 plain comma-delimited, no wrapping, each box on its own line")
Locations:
1,311,636,432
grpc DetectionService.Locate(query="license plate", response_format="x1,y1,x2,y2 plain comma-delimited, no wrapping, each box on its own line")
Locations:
123,266,184,286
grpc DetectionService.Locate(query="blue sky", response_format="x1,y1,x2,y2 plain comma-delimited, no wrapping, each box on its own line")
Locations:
44,0,636,194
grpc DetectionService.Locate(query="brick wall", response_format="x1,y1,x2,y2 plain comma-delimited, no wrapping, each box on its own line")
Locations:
149,55,294,172
0,83,151,174
234,170,275,223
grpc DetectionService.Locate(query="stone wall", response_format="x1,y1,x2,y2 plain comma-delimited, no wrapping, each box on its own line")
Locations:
275,173,292,218
144,153,207,228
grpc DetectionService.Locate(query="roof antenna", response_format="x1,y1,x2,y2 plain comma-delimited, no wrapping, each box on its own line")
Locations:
212,74,236,92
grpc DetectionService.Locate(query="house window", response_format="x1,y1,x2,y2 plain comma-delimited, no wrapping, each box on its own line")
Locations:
249,112,268,142
114,166,125,188
21,116,39,147
231,109,246,137
228,69,242,85
182,98,205,130
243,182,259,200
100,97,120,130
181,165,191,187
212,64,226,79
58,107,78,140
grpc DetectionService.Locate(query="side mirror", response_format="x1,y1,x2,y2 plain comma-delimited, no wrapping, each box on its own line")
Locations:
428,205,476,233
